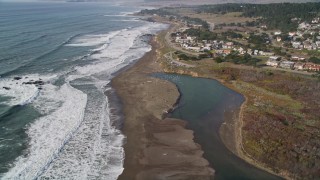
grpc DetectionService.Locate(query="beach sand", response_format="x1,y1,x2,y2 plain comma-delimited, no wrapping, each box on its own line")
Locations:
112,37,214,180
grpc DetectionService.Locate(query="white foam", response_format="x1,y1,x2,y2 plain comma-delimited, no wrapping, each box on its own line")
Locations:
75,23,167,76
111,18,141,22
0,75,56,106
3,83,88,179
39,90,125,179
2,20,168,180
104,14,127,17
65,31,120,47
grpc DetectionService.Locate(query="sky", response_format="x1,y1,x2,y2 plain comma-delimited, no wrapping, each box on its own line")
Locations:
0,0,39,1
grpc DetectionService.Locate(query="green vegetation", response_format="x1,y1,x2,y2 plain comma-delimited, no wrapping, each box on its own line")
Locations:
196,3,320,32
176,52,198,61
139,8,209,30
184,28,217,40
221,31,243,39
247,33,270,50
176,51,211,61
309,57,320,64
215,52,261,66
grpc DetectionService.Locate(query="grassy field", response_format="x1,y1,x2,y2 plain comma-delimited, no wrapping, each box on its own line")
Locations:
166,8,256,25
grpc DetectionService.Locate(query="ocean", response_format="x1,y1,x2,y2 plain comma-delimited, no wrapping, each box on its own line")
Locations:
0,2,166,179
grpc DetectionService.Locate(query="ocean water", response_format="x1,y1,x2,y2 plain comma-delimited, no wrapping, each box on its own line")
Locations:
0,2,166,179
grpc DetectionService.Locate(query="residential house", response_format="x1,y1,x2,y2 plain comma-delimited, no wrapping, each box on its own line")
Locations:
269,56,281,61
187,46,201,52
305,63,320,71
289,32,296,36
186,36,196,42
263,52,275,56
298,22,311,29
279,61,295,69
201,46,211,51
291,56,305,61
222,42,234,49
223,49,232,55
215,50,224,55
303,42,313,50
294,63,305,70
274,31,282,35
266,60,279,67
311,18,320,24
238,47,245,55
209,23,215,31
299,57,306,61
312,43,318,50
276,36,282,42
260,25,267,29
292,42,302,49
296,31,304,37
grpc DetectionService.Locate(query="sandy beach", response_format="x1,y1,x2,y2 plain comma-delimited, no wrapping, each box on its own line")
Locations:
112,36,214,179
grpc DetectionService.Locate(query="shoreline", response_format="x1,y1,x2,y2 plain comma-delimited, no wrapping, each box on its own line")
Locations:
112,34,214,179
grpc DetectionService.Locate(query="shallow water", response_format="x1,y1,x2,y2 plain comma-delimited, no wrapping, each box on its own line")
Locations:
154,73,282,180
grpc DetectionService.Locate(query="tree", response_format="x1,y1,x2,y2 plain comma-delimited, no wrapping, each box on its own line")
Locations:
309,57,320,64
215,57,223,63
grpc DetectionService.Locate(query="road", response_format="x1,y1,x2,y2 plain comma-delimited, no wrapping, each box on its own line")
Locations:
164,51,196,68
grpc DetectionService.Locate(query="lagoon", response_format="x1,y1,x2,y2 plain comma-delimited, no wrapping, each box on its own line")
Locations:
154,73,282,180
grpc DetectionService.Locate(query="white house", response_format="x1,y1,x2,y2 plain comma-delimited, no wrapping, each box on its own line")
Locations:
292,42,302,49
187,46,201,52
269,56,281,61
266,60,279,67
294,63,305,70
279,61,295,69
276,36,282,42
274,31,282,35
289,32,296,36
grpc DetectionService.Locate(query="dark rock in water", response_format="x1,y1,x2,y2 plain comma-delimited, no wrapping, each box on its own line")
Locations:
14,77,22,80
3,87,11,90
38,87,43,90
34,80,44,85
22,80,45,85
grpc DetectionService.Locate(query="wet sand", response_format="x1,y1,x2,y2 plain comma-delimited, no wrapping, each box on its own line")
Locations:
112,37,214,180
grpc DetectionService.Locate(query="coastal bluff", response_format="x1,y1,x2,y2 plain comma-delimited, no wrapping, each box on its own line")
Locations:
112,37,214,180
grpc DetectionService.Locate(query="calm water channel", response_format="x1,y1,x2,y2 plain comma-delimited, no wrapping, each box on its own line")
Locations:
154,73,282,180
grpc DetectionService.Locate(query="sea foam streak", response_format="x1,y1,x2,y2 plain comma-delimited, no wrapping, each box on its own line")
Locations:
2,22,168,179
3,83,88,179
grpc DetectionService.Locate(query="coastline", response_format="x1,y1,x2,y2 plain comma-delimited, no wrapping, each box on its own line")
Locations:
112,35,214,179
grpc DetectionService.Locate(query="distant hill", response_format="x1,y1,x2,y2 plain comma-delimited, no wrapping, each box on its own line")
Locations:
143,0,320,5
